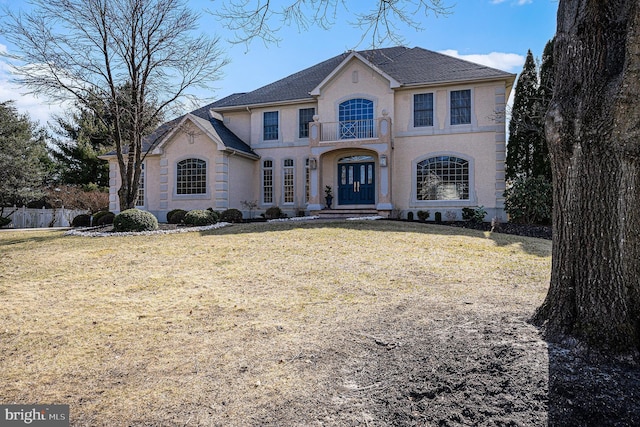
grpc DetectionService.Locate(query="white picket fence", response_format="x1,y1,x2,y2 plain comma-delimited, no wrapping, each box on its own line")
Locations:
1,206,89,229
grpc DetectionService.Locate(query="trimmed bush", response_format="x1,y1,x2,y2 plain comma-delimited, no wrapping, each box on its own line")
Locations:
220,208,243,223
407,211,414,221
113,209,158,232
94,212,115,226
264,206,283,220
462,206,487,223
72,214,91,227
92,210,111,225
206,208,221,222
167,209,187,224
417,210,430,221
435,211,442,222
184,209,217,226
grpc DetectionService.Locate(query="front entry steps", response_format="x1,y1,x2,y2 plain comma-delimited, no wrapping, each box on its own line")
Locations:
311,209,382,219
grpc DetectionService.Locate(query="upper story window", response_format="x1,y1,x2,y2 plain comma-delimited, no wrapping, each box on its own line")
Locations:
177,158,206,195
298,108,315,138
450,89,471,125
263,111,279,140
417,156,469,200
339,98,374,139
414,93,434,127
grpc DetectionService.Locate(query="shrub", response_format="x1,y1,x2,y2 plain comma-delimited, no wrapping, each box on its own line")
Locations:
94,212,115,226
220,208,243,223
183,209,217,226
264,206,283,219
167,209,187,224
462,206,487,223
504,176,552,224
435,211,442,222
0,216,12,228
417,210,430,221
206,208,221,222
71,213,91,227
407,211,414,221
92,210,110,225
113,209,158,232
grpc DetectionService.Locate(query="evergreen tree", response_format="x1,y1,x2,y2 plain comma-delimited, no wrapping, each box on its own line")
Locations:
506,50,540,181
533,38,555,181
0,101,52,207
49,104,112,187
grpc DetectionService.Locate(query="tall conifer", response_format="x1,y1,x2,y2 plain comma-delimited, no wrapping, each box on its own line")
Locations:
506,50,540,181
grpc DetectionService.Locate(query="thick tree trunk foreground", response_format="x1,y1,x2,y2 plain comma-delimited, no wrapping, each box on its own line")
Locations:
532,0,640,354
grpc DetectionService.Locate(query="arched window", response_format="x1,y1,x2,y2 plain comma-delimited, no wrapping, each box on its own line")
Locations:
416,156,469,200
177,158,206,195
339,98,374,139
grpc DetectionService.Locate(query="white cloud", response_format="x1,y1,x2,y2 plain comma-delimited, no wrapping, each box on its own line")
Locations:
438,49,525,73
0,52,66,126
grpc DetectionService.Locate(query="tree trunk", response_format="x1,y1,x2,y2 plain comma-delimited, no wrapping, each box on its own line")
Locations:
532,0,640,353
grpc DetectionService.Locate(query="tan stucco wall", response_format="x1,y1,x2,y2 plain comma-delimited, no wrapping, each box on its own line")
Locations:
391,81,507,220
315,58,395,123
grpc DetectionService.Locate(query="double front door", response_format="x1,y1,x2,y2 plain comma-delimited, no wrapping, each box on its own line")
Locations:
338,161,375,205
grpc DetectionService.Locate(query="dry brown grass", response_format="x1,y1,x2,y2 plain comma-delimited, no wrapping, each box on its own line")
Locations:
0,221,551,426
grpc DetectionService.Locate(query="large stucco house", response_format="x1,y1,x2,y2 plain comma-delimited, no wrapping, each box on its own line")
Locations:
103,46,515,222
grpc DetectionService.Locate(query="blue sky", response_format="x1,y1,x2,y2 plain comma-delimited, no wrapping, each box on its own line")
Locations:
0,0,559,125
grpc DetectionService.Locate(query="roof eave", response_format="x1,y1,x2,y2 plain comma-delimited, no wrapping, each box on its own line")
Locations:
213,97,316,112
397,74,516,90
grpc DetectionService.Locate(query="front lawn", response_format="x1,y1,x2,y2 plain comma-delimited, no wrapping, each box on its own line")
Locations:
2,220,557,425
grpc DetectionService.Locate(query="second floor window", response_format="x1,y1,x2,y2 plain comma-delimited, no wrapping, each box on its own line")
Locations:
450,89,471,125
339,98,374,139
263,111,279,140
414,93,434,127
299,108,315,138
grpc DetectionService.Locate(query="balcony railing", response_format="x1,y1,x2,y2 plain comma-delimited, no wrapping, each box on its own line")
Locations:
318,119,378,142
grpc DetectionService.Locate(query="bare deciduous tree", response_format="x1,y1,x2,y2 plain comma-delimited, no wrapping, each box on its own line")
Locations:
213,0,452,47
2,0,229,210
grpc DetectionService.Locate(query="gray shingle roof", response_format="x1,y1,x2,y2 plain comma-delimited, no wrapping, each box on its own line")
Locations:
211,46,514,109
127,103,256,157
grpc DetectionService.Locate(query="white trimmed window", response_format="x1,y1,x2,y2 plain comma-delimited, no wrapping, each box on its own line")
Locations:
414,93,434,127
450,89,471,125
305,158,310,203
263,160,273,204
283,159,294,204
177,158,206,195
263,111,279,140
135,163,145,206
299,108,315,138
417,156,469,200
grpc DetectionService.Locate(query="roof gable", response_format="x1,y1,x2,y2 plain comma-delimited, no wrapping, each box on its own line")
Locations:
309,51,401,96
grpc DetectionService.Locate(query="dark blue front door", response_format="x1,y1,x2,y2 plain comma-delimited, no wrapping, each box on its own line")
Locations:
338,162,375,205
